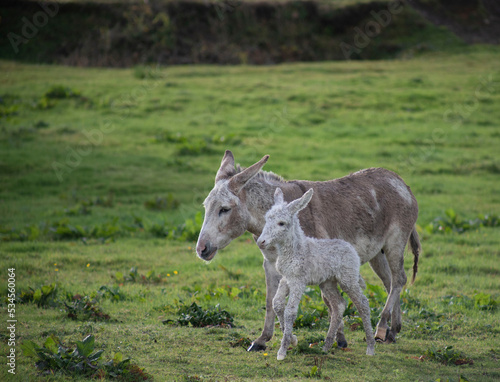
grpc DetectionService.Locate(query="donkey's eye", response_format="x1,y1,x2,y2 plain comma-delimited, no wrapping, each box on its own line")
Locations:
219,207,231,216
278,222,286,226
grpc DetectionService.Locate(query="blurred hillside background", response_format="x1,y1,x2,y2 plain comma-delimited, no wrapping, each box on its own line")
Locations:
1,0,499,66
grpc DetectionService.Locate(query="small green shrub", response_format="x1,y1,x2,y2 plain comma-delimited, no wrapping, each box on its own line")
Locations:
21,335,152,380
64,296,111,321
16,283,58,308
48,218,121,241
425,209,499,234
114,267,166,284
424,345,473,366
34,120,50,129
98,285,128,302
176,139,213,156
0,104,19,118
144,194,180,211
64,203,93,216
294,306,326,329
173,302,235,328
44,85,81,99
168,211,203,242
473,292,498,311
441,292,497,311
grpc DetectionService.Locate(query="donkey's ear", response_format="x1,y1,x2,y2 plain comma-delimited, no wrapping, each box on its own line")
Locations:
215,150,236,183
288,188,314,215
228,155,269,194
274,187,284,205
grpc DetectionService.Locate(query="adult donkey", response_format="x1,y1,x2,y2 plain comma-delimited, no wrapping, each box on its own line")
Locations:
196,150,421,351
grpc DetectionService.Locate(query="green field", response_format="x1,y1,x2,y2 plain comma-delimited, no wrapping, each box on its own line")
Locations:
1,46,499,381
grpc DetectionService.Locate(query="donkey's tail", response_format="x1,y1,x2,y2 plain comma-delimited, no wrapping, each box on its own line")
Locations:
408,226,421,284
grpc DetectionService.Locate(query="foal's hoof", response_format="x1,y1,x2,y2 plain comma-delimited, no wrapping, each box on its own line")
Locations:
247,342,267,352
337,340,348,349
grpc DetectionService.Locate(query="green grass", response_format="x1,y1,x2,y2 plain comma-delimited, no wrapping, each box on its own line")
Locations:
1,46,500,380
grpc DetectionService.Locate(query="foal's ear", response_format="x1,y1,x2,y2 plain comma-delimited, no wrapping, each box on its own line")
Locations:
228,154,269,194
215,150,235,183
288,188,314,215
274,187,284,205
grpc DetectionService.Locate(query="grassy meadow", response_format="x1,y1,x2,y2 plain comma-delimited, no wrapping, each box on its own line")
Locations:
1,46,500,381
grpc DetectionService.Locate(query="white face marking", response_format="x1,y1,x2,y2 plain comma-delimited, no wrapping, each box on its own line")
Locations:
388,177,412,205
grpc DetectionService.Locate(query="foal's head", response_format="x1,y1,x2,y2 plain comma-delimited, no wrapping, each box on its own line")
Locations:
257,187,314,252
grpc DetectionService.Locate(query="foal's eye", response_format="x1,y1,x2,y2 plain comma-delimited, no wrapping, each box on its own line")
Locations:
278,222,285,227
219,207,230,216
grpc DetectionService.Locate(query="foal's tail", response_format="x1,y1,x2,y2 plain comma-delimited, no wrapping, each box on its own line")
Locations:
408,226,421,284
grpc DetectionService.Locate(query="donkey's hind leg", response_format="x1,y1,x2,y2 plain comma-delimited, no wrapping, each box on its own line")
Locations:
377,240,408,344
369,251,392,342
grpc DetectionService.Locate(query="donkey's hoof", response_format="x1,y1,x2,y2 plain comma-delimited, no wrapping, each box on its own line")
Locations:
374,327,387,343
291,335,298,347
247,342,267,352
277,353,286,361
337,340,348,349
385,330,396,344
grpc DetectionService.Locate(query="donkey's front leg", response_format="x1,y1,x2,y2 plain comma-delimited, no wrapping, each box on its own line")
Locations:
247,259,281,352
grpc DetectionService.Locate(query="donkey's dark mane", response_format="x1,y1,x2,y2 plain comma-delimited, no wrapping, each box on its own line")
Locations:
235,164,287,183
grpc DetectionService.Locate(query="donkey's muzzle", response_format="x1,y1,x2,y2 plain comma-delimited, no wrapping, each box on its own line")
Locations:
197,241,217,261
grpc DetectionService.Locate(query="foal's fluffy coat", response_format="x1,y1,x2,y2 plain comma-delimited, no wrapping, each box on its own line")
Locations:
257,188,375,360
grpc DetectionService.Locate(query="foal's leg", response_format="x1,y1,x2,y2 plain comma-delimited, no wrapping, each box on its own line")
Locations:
248,259,281,352
320,280,345,353
321,286,348,348
341,280,375,356
273,279,289,333
272,279,297,347
277,282,305,361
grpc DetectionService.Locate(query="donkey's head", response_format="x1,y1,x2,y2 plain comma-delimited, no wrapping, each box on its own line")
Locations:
257,187,314,251
196,150,269,261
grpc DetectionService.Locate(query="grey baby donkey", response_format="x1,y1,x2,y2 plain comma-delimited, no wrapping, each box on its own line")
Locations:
257,188,375,360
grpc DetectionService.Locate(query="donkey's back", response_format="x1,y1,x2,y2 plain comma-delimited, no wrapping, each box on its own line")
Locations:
293,167,419,266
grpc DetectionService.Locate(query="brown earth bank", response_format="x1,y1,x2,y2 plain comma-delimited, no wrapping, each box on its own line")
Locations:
0,0,497,67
